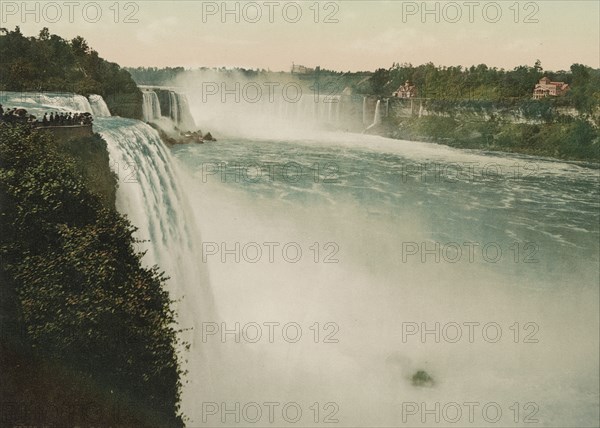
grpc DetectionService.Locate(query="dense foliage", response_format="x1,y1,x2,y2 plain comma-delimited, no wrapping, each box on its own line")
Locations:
387,115,599,161
0,124,184,426
367,62,600,160
125,66,187,86
0,27,143,119
379,61,600,115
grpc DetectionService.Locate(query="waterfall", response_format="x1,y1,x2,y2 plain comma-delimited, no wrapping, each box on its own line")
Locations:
0,91,93,116
2,92,215,420
362,96,368,124
95,117,215,417
169,92,179,125
174,92,196,131
142,90,161,122
373,99,382,125
88,94,111,117
142,89,196,131
364,99,382,132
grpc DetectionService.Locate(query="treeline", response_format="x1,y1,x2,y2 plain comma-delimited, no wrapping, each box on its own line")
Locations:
125,65,373,100
370,61,600,115
0,27,142,119
0,125,184,426
126,66,187,86
125,66,275,85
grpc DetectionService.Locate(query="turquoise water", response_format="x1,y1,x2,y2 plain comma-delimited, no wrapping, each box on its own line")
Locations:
173,134,599,286
4,91,599,426
172,132,599,426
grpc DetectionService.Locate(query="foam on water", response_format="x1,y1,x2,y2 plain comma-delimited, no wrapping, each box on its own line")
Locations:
88,94,111,117
172,131,599,426
4,91,599,426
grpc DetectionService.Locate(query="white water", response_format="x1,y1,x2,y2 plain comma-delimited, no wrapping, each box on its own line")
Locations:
169,91,179,125
183,89,345,139
142,90,162,122
365,99,383,131
0,91,93,117
88,94,111,117
172,129,599,427
174,82,598,426
94,117,217,408
3,91,599,427
141,88,196,132
1,92,217,419
175,92,197,132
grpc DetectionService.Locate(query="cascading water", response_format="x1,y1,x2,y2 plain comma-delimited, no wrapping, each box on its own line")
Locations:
362,96,368,124
141,88,196,132
88,94,111,117
1,92,216,421
93,118,216,415
185,89,349,139
142,90,162,122
365,99,382,131
0,91,93,116
172,82,598,426
3,90,599,427
175,92,196,131
169,91,179,125
373,99,382,124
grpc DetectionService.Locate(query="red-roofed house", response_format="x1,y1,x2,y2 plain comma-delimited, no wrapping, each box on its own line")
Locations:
533,77,570,99
393,81,417,98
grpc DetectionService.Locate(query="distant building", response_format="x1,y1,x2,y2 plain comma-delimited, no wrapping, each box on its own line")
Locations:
291,63,315,75
393,81,417,98
533,77,570,99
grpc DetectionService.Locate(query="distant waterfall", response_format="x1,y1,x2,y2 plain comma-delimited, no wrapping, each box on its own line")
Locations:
88,94,111,117
373,100,383,125
169,91,179,125
141,88,196,131
142,90,161,122
175,92,196,131
364,99,382,131
327,95,341,123
362,96,368,124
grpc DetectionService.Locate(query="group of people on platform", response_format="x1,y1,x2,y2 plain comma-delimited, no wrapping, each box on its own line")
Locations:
0,104,93,127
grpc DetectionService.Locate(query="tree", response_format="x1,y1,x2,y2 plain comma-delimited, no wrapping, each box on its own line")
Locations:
370,68,390,95
71,35,89,56
38,27,50,41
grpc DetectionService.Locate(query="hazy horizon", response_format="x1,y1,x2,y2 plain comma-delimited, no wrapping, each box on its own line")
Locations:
2,0,598,72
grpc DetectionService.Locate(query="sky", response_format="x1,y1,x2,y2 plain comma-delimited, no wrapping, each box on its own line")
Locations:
2,0,599,72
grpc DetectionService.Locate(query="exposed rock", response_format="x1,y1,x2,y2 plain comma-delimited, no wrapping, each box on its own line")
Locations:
148,122,214,145
203,132,216,142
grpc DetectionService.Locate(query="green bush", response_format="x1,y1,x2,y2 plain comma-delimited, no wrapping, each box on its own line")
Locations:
0,124,184,426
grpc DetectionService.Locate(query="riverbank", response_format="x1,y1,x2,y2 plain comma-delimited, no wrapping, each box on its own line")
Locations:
367,115,600,162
